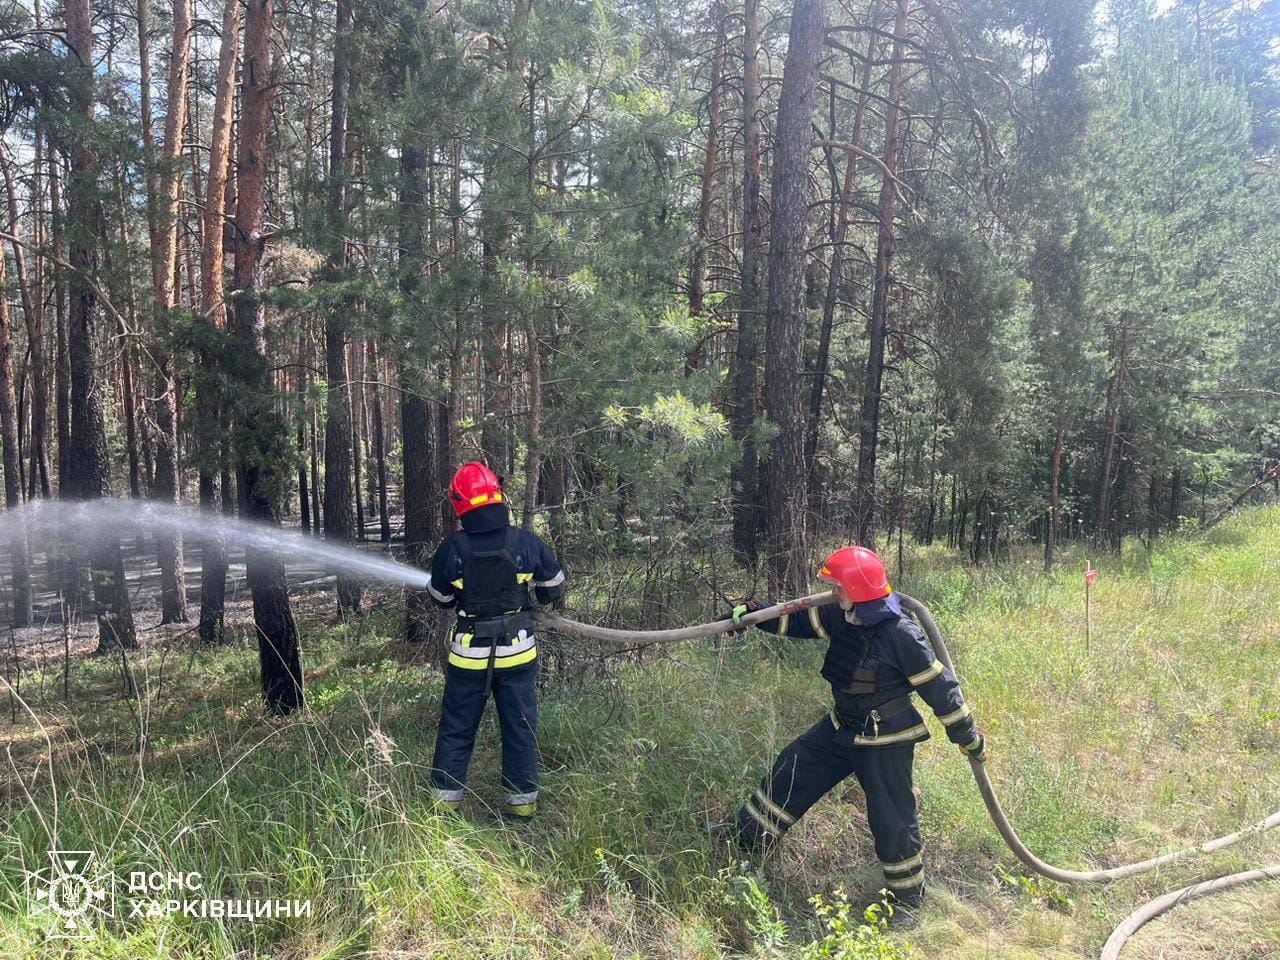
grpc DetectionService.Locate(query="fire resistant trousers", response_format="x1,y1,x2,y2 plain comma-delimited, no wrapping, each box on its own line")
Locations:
429,659,539,815
736,714,925,900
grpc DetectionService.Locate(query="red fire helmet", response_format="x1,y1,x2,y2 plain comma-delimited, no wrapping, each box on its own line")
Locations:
449,461,504,517
818,546,891,603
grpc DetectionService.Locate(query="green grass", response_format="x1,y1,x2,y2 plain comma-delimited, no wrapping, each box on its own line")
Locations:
2,507,1279,958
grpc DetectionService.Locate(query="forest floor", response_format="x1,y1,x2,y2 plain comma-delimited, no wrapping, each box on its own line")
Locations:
1,506,1278,959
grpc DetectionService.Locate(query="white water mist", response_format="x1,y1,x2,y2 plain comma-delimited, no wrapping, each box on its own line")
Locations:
3,499,431,590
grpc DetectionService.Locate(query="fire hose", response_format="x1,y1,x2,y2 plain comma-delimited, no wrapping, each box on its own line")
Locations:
532,591,1280,958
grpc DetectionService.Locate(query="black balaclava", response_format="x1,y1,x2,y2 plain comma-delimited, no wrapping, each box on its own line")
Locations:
460,501,510,534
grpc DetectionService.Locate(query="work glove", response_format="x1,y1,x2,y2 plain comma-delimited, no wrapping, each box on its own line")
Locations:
723,600,762,634
961,731,987,763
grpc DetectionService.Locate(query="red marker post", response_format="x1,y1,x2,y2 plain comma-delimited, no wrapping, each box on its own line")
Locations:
1084,561,1097,655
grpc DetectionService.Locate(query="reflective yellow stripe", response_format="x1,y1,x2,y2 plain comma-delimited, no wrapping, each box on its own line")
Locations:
504,802,537,817
882,852,923,873
448,647,538,670
517,572,534,583
753,789,796,827
908,659,943,686
853,723,929,746
885,872,925,890
938,703,971,726
964,737,984,753
743,799,782,837
468,492,503,506
809,607,830,641
459,633,473,648
451,578,464,590
777,613,790,634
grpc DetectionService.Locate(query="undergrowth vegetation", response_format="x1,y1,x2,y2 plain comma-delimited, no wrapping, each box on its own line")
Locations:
2,506,1278,958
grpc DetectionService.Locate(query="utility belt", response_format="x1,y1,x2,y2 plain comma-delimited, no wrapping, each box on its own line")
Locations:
830,694,913,732
450,610,536,694
456,610,534,643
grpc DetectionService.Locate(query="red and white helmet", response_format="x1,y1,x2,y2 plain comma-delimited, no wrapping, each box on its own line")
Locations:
818,546,891,603
449,461,504,517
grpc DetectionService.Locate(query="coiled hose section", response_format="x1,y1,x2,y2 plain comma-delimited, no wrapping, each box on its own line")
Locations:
534,590,1280,957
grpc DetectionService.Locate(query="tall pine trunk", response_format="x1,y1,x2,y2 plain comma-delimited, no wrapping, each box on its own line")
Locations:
150,0,193,624
763,0,826,596
66,0,137,650
729,0,763,563
806,20,879,490
195,0,238,644
0,242,32,626
854,0,910,549
397,64,436,645
232,0,303,713
1,156,51,499
367,340,390,543
322,0,360,612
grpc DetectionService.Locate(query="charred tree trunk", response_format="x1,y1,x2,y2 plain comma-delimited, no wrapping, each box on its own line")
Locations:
108,159,144,500
398,100,436,645
0,241,32,626
51,152,70,497
195,0,239,644
762,0,826,596
401,385,435,644
66,0,137,651
322,0,360,612
729,0,764,563
296,330,312,533
1,155,51,499
1168,466,1183,530
521,61,541,531
367,340,390,543
231,0,303,713
854,0,910,549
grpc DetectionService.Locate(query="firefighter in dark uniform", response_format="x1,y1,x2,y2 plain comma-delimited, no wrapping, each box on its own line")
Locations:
426,462,566,821
717,546,985,909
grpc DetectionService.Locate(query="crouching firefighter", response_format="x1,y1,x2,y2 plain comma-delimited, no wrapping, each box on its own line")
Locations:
713,546,985,911
426,462,566,821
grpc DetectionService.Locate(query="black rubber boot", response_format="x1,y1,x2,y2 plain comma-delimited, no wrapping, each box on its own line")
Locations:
885,886,924,927
707,820,773,853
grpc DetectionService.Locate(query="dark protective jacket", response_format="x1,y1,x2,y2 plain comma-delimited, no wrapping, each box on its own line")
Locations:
755,593,980,749
427,503,566,671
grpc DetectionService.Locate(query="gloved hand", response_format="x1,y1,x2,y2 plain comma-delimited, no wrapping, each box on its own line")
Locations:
961,731,987,763
722,600,762,634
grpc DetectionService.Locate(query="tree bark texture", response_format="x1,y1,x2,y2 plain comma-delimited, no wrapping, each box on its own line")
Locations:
730,0,764,563
0,243,32,626
151,0,193,624
763,0,826,596
854,0,910,549
196,0,240,644
806,18,879,490
322,0,360,612
66,0,137,651
231,0,303,713
0,155,51,499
